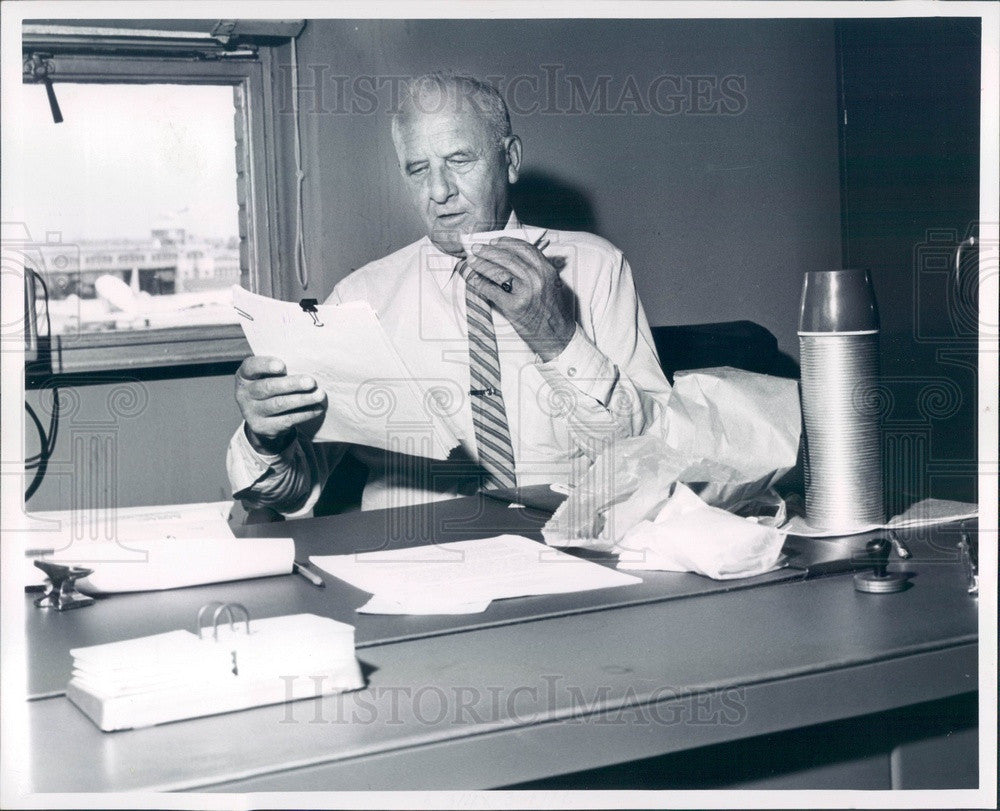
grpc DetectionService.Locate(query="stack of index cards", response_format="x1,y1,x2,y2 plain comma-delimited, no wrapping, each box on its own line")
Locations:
66,614,365,731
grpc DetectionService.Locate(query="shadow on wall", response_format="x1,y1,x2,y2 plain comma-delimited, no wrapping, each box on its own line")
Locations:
511,169,801,380
511,170,598,234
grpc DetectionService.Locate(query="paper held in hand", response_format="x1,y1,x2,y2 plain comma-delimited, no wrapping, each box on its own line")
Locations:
233,286,462,460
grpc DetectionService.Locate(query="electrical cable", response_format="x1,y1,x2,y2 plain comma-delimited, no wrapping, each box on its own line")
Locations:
25,267,58,466
24,268,59,502
290,31,310,291
24,403,50,501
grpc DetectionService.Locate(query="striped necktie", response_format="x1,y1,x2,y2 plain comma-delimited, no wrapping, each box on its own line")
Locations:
461,260,517,490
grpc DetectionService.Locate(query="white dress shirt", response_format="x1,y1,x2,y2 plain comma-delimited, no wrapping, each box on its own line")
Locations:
227,216,671,514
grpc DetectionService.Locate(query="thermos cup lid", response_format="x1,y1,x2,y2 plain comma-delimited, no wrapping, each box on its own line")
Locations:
798,269,879,334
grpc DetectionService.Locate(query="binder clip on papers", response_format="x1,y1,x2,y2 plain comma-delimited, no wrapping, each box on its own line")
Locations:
299,298,324,326
65,602,365,731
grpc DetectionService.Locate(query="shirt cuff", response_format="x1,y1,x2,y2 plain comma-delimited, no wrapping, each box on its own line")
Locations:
227,423,297,495
536,325,620,406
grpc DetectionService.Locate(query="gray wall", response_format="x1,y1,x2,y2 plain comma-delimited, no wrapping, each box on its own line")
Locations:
25,18,842,510
287,18,842,356
24,373,239,511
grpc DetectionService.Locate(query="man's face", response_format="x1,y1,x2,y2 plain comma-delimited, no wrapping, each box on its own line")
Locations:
393,102,520,255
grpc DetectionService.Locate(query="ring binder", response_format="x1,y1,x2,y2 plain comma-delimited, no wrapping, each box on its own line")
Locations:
67,606,365,730
196,601,251,640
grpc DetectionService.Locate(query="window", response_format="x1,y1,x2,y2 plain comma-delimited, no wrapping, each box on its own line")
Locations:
18,21,297,372
22,83,241,335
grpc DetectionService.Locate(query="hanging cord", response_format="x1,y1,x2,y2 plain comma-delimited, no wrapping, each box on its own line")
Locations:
290,33,310,290
24,268,59,500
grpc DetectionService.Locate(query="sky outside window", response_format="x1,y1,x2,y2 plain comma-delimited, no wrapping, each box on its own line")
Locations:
16,82,241,333
20,82,238,241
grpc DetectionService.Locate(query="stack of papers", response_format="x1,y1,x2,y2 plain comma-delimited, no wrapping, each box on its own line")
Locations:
66,614,365,731
23,501,294,593
310,534,642,615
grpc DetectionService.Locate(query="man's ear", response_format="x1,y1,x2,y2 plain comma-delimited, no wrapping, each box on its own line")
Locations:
390,125,409,179
504,135,522,184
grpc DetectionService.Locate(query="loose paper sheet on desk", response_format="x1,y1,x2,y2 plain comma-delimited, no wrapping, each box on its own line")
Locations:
780,497,978,538
310,534,641,615
233,286,461,460
23,501,294,593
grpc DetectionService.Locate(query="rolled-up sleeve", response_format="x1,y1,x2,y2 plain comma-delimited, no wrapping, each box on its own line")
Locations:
534,251,670,456
226,424,343,519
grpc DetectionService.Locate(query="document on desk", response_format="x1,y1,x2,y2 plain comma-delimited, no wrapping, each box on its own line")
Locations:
781,497,978,538
23,500,294,593
233,286,461,460
310,534,642,615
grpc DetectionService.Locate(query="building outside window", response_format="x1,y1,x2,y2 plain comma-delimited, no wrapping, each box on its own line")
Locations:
17,19,296,372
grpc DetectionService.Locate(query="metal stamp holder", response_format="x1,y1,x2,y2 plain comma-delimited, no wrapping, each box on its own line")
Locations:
853,537,907,594
33,560,95,610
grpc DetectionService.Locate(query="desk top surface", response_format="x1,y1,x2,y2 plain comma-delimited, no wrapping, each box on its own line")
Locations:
27,495,806,698
22,496,979,792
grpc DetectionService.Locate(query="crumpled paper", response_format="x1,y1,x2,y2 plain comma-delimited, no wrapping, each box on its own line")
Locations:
614,483,786,579
542,367,800,549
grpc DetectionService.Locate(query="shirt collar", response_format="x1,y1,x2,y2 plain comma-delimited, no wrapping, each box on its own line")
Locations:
423,211,544,293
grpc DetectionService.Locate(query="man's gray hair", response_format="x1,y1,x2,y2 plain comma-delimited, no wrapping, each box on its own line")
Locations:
391,73,512,148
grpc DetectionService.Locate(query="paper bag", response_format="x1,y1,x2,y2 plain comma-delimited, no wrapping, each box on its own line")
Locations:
543,367,800,547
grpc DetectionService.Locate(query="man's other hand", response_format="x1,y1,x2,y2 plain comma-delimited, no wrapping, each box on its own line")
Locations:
235,356,327,454
465,236,576,362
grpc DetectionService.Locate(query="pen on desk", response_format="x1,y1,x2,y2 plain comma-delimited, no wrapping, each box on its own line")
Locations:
293,559,325,588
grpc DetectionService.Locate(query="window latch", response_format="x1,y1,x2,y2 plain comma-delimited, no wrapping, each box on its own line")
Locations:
24,53,63,124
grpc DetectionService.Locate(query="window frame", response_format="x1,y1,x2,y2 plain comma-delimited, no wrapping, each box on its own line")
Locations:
21,47,285,374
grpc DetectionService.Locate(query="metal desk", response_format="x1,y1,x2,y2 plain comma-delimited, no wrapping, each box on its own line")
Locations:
24,496,979,791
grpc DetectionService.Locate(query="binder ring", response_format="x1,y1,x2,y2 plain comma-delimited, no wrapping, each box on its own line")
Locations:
197,601,252,640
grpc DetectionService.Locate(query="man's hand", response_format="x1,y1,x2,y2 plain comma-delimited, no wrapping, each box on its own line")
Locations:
235,356,327,454
464,236,575,362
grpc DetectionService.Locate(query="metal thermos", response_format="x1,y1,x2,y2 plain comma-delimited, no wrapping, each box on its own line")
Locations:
798,270,884,532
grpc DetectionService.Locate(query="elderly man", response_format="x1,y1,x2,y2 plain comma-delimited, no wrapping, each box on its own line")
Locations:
227,73,670,514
